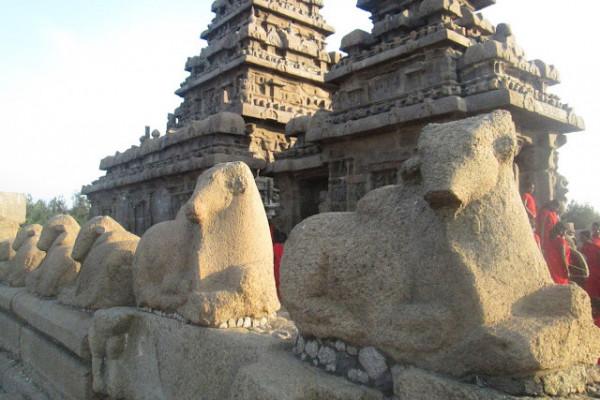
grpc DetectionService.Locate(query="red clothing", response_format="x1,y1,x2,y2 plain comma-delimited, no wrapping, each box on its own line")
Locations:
544,236,570,284
583,242,600,297
522,192,537,219
534,233,541,249
537,208,558,250
273,243,284,299
593,235,600,247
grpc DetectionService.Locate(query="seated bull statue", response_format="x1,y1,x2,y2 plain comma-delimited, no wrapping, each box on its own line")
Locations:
134,161,279,326
281,111,600,378
59,216,140,309
0,239,16,270
0,224,45,286
26,215,80,298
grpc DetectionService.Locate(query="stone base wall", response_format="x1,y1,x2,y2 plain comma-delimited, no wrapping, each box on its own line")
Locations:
2,284,600,399
0,286,96,400
0,284,381,400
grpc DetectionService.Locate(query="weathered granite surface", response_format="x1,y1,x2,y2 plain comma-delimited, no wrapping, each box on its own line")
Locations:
0,193,26,240
25,215,80,298
59,216,139,310
281,111,600,379
134,162,279,326
0,225,44,287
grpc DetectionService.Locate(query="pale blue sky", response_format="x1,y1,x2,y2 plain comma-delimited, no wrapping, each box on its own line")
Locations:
1,0,599,211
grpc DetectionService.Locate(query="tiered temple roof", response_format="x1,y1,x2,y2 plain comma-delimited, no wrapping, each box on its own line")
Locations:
83,0,337,234
272,0,583,231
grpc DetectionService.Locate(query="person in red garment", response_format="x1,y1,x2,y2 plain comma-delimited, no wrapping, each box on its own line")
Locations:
581,230,600,299
592,222,600,247
537,200,560,252
272,229,286,300
521,181,537,225
544,222,571,285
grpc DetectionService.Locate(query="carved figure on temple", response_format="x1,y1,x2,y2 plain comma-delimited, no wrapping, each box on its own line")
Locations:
0,224,45,286
281,111,600,378
25,215,80,298
59,216,140,309
134,161,279,326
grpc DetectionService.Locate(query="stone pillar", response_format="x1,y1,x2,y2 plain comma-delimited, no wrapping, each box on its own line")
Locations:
0,192,26,241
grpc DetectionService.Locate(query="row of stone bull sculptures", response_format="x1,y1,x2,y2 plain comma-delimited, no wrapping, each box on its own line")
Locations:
0,161,280,325
1,111,599,382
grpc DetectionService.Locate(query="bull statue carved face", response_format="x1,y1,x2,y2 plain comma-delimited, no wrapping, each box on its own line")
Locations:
418,111,517,212
37,214,81,251
12,224,43,251
71,216,124,262
184,162,250,225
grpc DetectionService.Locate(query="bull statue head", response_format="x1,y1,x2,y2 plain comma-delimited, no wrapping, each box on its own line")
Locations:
12,224,43,251
184,161,249,225
418,111,517,212
37,214,81,252
72,216,125,262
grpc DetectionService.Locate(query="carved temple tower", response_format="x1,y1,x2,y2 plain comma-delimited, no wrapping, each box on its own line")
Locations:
83,0,336,234
272,0,584,233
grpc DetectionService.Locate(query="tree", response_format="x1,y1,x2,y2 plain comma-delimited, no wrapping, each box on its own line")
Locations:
70,193,91,226
561,200,600,230
25,195,53,226
24,193,91,226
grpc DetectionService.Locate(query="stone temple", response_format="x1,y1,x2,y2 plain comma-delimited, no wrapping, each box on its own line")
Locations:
83,0,584,235
83,0,336,234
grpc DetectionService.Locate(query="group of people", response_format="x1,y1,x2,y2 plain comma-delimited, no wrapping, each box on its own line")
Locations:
521,183,600,313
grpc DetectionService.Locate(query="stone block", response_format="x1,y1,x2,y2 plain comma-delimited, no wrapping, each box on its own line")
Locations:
12,292,93,359
392,365,508,400
0,313,20,357
19,327,94,400
0,193,26,226
0,285,25,313
229,354,384,400
0,352,49,400
91,308,290,400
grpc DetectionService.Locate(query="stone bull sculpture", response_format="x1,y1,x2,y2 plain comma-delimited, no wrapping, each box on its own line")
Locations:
134,161,279,326
0,224,45,286
26,214,80,298
59,216,140,309
281,111,600,378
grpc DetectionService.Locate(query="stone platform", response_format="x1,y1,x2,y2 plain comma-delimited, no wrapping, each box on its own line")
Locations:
0,284,382,400
2,283,599,399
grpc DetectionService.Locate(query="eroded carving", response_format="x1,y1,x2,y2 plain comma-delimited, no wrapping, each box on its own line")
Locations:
25,215,81,298
134,161,279,326
59,216,140,310
281,111,600,378
0,224,45,286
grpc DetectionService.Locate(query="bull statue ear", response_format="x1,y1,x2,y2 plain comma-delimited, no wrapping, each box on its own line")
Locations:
400,156,421,181
227,175,246,195
28,230,36,237
493,135,517,164
95,226,106,235
55,225,66,233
